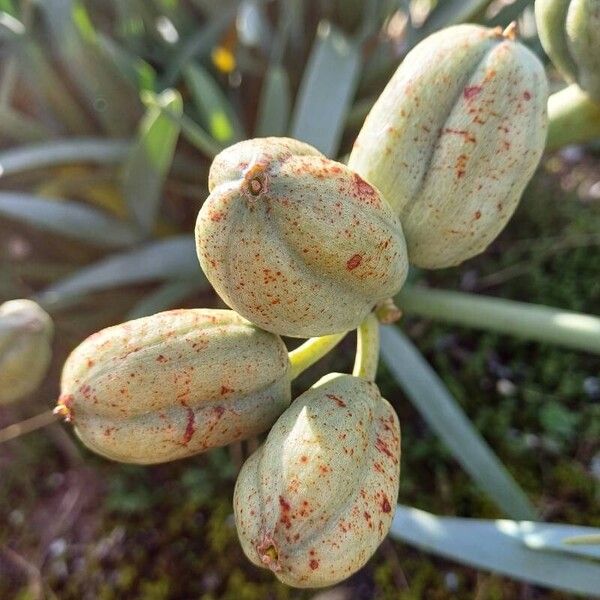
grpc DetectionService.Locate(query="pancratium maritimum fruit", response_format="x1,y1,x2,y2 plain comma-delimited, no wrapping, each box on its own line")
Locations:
196,137,408,338
536,0,600,102
55,309,290,464
234,373,400,588
348,24,548,269
0,299,53,404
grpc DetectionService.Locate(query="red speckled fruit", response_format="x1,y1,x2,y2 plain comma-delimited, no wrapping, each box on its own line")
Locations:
196,137,408,338
234,373,401,588
349,24,548,269
56,309,290,464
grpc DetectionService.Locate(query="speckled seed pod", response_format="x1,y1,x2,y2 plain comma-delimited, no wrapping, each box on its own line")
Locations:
0,299,53,404
196,137,408,338
536,0,600,101
56,309,290,464
234,373,400,588
348,24,548,269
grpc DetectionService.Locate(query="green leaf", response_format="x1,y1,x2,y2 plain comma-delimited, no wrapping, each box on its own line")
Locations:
380,325,537,520
0,192,140,247
396,286,600,355
419,0,493,37
126,279,204,319
183,63,243,143
255,65,291,137
290,21,362,157
485,0,534,28
390,505,600,596
36,235,201,308
122,89,182,236
0,138,130,177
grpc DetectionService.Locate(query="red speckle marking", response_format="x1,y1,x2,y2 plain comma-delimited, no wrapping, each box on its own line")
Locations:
382,496,391,513
279,496,291,511
209,211,224,222
346,254,363,271
220,385,233,395
463,85,482,100
213,406,225,418
309,559,319,570
156,354,167,363
353,172,375,196
474,210,481,220
375,437,395,460
326,393,347,407
182,407,196,444
279,495,292,529
300,455,308,463
523,91,531,100
86,359,95,368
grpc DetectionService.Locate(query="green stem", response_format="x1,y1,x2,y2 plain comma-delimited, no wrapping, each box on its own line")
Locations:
396,286,600,355
546,84,600,151
352,313,380,381
288,332,347,380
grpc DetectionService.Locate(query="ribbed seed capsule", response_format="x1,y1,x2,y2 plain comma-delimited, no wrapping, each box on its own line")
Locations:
234,373,401,588
196,137,408,338
0,299,53,404
56,309,291,464
536,0,600,102
349,24,548,269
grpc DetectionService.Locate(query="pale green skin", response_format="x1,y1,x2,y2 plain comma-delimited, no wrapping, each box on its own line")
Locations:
234,373,401,588
196,137,408,338
349,25,548,269
58,309,291,464
536,0,600,101
0,299,53,404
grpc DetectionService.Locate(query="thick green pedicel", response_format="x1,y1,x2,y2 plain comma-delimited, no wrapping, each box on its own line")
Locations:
234,373,401,588
536,0,600,101
56,309,291,464
196,137,408,338
349,25,548,269
0,299,53,404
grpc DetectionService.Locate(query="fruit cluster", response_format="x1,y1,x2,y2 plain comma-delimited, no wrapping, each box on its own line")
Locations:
52,24,547,588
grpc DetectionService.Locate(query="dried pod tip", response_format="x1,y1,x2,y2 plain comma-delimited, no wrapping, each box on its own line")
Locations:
502,22,518,41
258,538,281,572
244,163,268,197
375,298,402,324
54,396,73,422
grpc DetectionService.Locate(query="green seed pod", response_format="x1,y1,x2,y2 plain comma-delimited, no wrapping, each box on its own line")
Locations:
196,137,408,338
0,299,53,404
56,309,290,464
536,0,600,101
234,373,400,588
348,24,548,269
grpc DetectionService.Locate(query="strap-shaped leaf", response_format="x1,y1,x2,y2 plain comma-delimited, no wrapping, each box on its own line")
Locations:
380,325,537,520
122,89,182,236
390,505,600,596
0,192,140,247
419,0,493,37
37,235,201,308
126,279,205,319
255,65,291,137
290,21,362,157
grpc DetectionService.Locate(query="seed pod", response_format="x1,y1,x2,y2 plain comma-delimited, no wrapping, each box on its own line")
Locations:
234,373,400,588
0,299,53,404
56,309,290,464
348,24,548,269
196,137,408,338
536,0,600,102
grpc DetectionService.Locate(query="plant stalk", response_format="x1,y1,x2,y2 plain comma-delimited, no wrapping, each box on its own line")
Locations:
546,84,600,151
0,408,58,444
288,332,347,380
396,285,600,355
352,312,380,381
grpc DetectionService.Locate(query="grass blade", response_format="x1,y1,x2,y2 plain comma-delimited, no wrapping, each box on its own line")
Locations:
380,325,537,520
126,279,205,319
255,65,291,137
290,21,362,157
390,506,600,596
418,0,493,38
183,62,244,144
0,192,140,247
485,0,534,28
122,89,182,236
0,138,130,177
37,235,201,308
396,286,600,355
